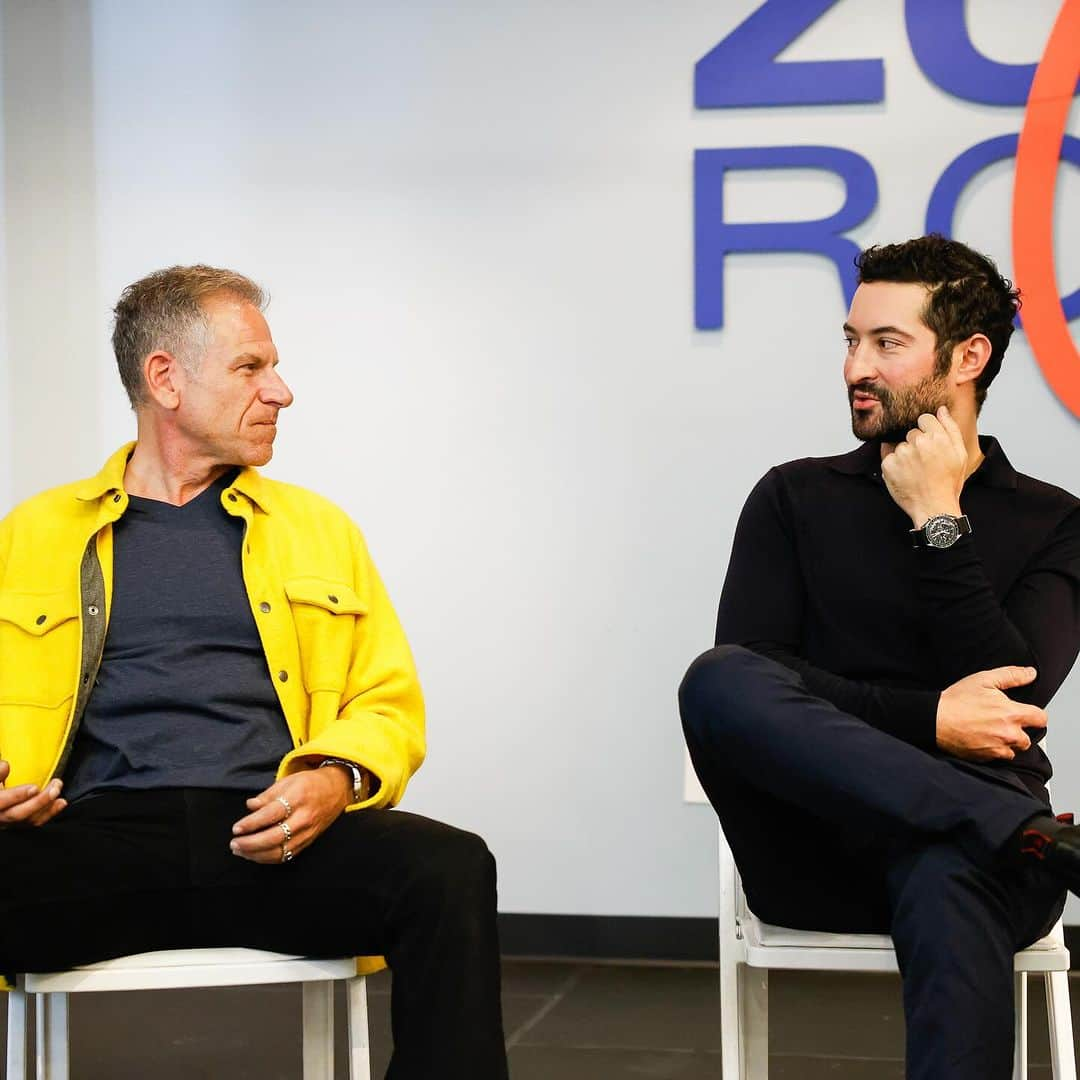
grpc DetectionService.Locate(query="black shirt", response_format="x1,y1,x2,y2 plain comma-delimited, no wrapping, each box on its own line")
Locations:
63,470,294,801
715,436,1080,793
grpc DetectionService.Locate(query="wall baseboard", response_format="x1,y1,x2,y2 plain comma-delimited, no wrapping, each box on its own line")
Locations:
499,914,718,963
501,914,1080,971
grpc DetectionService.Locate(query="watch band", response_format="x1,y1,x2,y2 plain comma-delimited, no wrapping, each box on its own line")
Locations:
909,514,972,550
318,757,367,803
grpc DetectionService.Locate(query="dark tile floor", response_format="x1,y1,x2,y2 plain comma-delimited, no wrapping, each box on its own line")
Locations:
0,960,1074,1078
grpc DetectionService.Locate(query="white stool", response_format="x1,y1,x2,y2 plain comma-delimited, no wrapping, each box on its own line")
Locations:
5,947,371,1080
719,825,1077,1078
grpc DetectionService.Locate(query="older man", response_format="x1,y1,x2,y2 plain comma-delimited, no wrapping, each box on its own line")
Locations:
0,266,508,1079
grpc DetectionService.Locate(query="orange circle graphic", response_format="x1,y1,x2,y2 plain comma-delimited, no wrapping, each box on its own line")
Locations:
1013,0,1080,416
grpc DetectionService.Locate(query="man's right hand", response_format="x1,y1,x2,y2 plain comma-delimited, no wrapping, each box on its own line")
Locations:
0,761,67,826
936,667,1047,762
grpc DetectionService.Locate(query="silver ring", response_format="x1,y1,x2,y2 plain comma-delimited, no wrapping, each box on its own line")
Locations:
282,845,294,863
276,795,293,819
279,820,292,843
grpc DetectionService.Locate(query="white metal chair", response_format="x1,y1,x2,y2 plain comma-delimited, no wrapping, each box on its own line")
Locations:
719,826,1077,1079
5,947,371,1080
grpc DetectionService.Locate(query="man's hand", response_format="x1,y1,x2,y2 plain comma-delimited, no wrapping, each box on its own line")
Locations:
0,761,67,827
880,406,968,527
230,765,353,864
936,667,1047,762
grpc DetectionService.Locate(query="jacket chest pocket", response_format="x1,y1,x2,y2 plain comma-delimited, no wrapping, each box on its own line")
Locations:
0,590,81,708
284,577,366,693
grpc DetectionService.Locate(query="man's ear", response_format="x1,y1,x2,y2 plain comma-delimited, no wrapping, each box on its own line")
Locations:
952,333,992,388
143,350,183,409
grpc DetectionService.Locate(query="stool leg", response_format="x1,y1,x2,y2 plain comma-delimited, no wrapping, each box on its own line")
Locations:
302,981,335,1080
1013,972,1028,1080
1045,971,1077,1080
738,966,768,1078
346,977,371,1080
6,986,28,1080
35,992,69,1080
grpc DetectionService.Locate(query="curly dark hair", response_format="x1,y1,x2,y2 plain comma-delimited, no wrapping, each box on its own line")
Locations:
856,235,1020,410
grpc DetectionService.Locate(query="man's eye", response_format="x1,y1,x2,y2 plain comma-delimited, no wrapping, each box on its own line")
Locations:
879,339,900,350
844,337,856,348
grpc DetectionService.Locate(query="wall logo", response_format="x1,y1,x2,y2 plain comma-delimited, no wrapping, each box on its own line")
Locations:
693,0,1080,415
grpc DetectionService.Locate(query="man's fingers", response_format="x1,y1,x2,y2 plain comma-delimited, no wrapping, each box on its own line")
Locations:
1019,706,1048,729
27,798,67,827
0,782,63,825
233,801,287,836
1008,729,1033,752
0,760,9,786
937,405,965,447
880,442,896,460
0,784,39,812
982,665,1038,690
231,822,306,862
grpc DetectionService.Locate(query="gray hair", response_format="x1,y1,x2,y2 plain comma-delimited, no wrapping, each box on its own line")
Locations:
112,265,267,407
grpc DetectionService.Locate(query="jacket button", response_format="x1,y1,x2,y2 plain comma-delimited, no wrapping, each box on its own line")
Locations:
36,614,46,625
228,493,238,502
260,602,271,613
278,670,289,682
328,594,339,604
87,605,100,616
113,493,122,503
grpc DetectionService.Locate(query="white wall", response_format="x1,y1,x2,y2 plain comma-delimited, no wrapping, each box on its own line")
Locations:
0,13,8,518
2,1,99,507
2,0,1078,920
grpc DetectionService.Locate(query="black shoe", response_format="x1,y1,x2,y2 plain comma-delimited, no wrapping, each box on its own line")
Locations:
1022,813,1080,894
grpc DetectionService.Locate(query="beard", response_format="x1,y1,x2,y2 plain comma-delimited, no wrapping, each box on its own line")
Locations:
849,371,951,444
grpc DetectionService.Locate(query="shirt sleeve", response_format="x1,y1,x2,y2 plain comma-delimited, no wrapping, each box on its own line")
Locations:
715,470,940,751
912,504,1080,709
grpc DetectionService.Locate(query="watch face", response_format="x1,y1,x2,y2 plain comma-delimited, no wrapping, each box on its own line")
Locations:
925,515,960,549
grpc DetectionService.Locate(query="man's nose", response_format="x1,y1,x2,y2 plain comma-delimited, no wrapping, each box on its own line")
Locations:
262,369,294,408
844,343,876,385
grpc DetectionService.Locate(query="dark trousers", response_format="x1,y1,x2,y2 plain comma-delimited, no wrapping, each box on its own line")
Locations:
679,646,1066,1080
0,789,509,1080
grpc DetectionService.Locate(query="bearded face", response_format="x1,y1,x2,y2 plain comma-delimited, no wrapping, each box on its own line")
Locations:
848,369,951,444
843,281,953,444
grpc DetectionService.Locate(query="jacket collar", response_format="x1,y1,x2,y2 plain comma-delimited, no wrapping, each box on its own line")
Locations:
74,442,274,512
824,434,1017,490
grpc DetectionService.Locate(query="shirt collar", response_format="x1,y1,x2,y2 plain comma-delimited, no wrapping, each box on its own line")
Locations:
74,442,274,512
824,434,1017,490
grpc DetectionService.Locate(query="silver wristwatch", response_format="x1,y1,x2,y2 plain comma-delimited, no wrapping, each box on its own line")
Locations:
909,514,972,550
319,757,367,803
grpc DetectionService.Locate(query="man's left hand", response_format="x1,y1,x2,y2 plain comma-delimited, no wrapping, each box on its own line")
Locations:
230,765,353,864
880,406,967,527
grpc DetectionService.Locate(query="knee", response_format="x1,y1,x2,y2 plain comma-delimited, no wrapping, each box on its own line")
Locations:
414,828,497,908
679,644,756,744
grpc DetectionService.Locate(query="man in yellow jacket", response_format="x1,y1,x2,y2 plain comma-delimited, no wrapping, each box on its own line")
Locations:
0,265,508,1078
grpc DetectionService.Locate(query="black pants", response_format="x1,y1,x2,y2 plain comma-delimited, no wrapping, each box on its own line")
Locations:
0,789,509,1080
680,646,1066,1080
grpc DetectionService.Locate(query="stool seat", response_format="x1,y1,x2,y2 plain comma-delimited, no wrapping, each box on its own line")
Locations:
6,947,371,1079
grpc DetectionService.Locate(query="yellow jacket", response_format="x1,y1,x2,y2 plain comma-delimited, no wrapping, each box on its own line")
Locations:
0,445,425,984
0,443,425,802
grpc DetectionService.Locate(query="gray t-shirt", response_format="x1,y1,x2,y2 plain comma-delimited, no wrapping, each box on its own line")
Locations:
63,470,294,801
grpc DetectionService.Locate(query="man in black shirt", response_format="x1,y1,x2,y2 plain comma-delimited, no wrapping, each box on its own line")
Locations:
680,235,1080,1079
